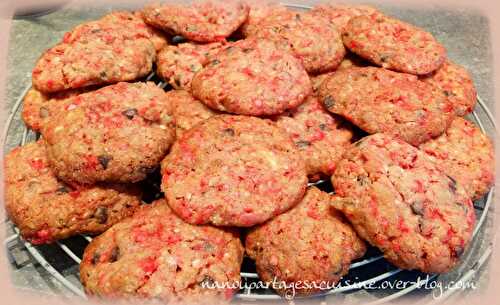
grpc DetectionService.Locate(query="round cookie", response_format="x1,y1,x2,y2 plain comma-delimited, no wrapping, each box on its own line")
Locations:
332,133,476,273
142,1,249,43
41,82,176,185
157,42,223,91
342,13,446,75
240,1,288,37
419,117,494,200
4,141,142,244
161,115,308,227
191,38,311,116
248,10,346,74
276,96,354,180
246,187,366,297
32,12,156,93
420,60,477,116
167,90,218,137
317,67,454,146
80,199,243,304
310,3,379,32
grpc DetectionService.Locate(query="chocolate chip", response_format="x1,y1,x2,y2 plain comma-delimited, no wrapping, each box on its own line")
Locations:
356,175,369,186
91,252,100,265
222,128,235,136
122,108,138,120
210,59,221,66
97,155,112,169
56,185,70,194
447,175,457,193
189,64,199,72
319,123,328,131
323,96,335,109
199,275,215,287
109,246,120,262
295,140,311,148
454,245,464,257
91,29,102,33
99,71,107,79
94,207,108,224
410,201,425,216
39,107,49,118
295,13,301,21
242,48,253,53
380,55,389,62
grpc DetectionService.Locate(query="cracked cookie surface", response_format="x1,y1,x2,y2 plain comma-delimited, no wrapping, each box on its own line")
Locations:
4,141,142,244
80,199,243,304
332,133,475,273
246,187,366,296
161,115,307,227
41,82,176,184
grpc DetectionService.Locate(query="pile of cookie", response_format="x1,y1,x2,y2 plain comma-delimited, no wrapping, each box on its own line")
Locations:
4,1,494,303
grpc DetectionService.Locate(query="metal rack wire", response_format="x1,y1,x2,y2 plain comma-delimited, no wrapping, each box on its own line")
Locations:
2,3,496,304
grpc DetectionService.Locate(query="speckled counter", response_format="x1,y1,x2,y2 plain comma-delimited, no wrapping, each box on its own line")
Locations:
3,2,495,303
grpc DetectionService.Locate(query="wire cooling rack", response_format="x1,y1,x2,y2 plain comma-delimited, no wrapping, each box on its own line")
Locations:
2,3,496,304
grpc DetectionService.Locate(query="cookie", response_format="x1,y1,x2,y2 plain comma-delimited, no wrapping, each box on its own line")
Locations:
41,82,176,185
32,12,156,93
420,60,477,116
134,10,169,53
240,1,288,37
4,141,142,244
21,88,91,132
317,67,454,146
276,96,354,180
248,10,346,73
161,115,308,227
80,199,243,304
167,90,218,137
157,42,223,91
419,117,494,200
191,38,311,116
332,133,475,273
142,0,249,43
246,187,366,297
310,3,379,32
342,13,446,75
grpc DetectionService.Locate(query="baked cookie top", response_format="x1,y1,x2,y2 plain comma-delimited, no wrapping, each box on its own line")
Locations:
420,60,477,116
246,187,366,296
32,12,156,93
161,114,307,227
142,0,249,42
332,133,475,273
342,13,446,75
41,82,176,184
310,3,379,32
419,117,494,200
317,67,454,145
248,10,346,74
4,141,142,244
80,199,244,304
191,38,311,116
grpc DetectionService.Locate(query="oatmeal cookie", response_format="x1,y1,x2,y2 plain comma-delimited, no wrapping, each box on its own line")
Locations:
161,115,308,227
32,12,156,93
419,117,494,200
317,67,454,145
246,187,366,296
41,82,176,184
142,0,249,42
4,141,141,244
332,133,476,273
420,60,477,116
311,3,379,32
191,38,311,116
342,13,446,75
80,199,243,304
